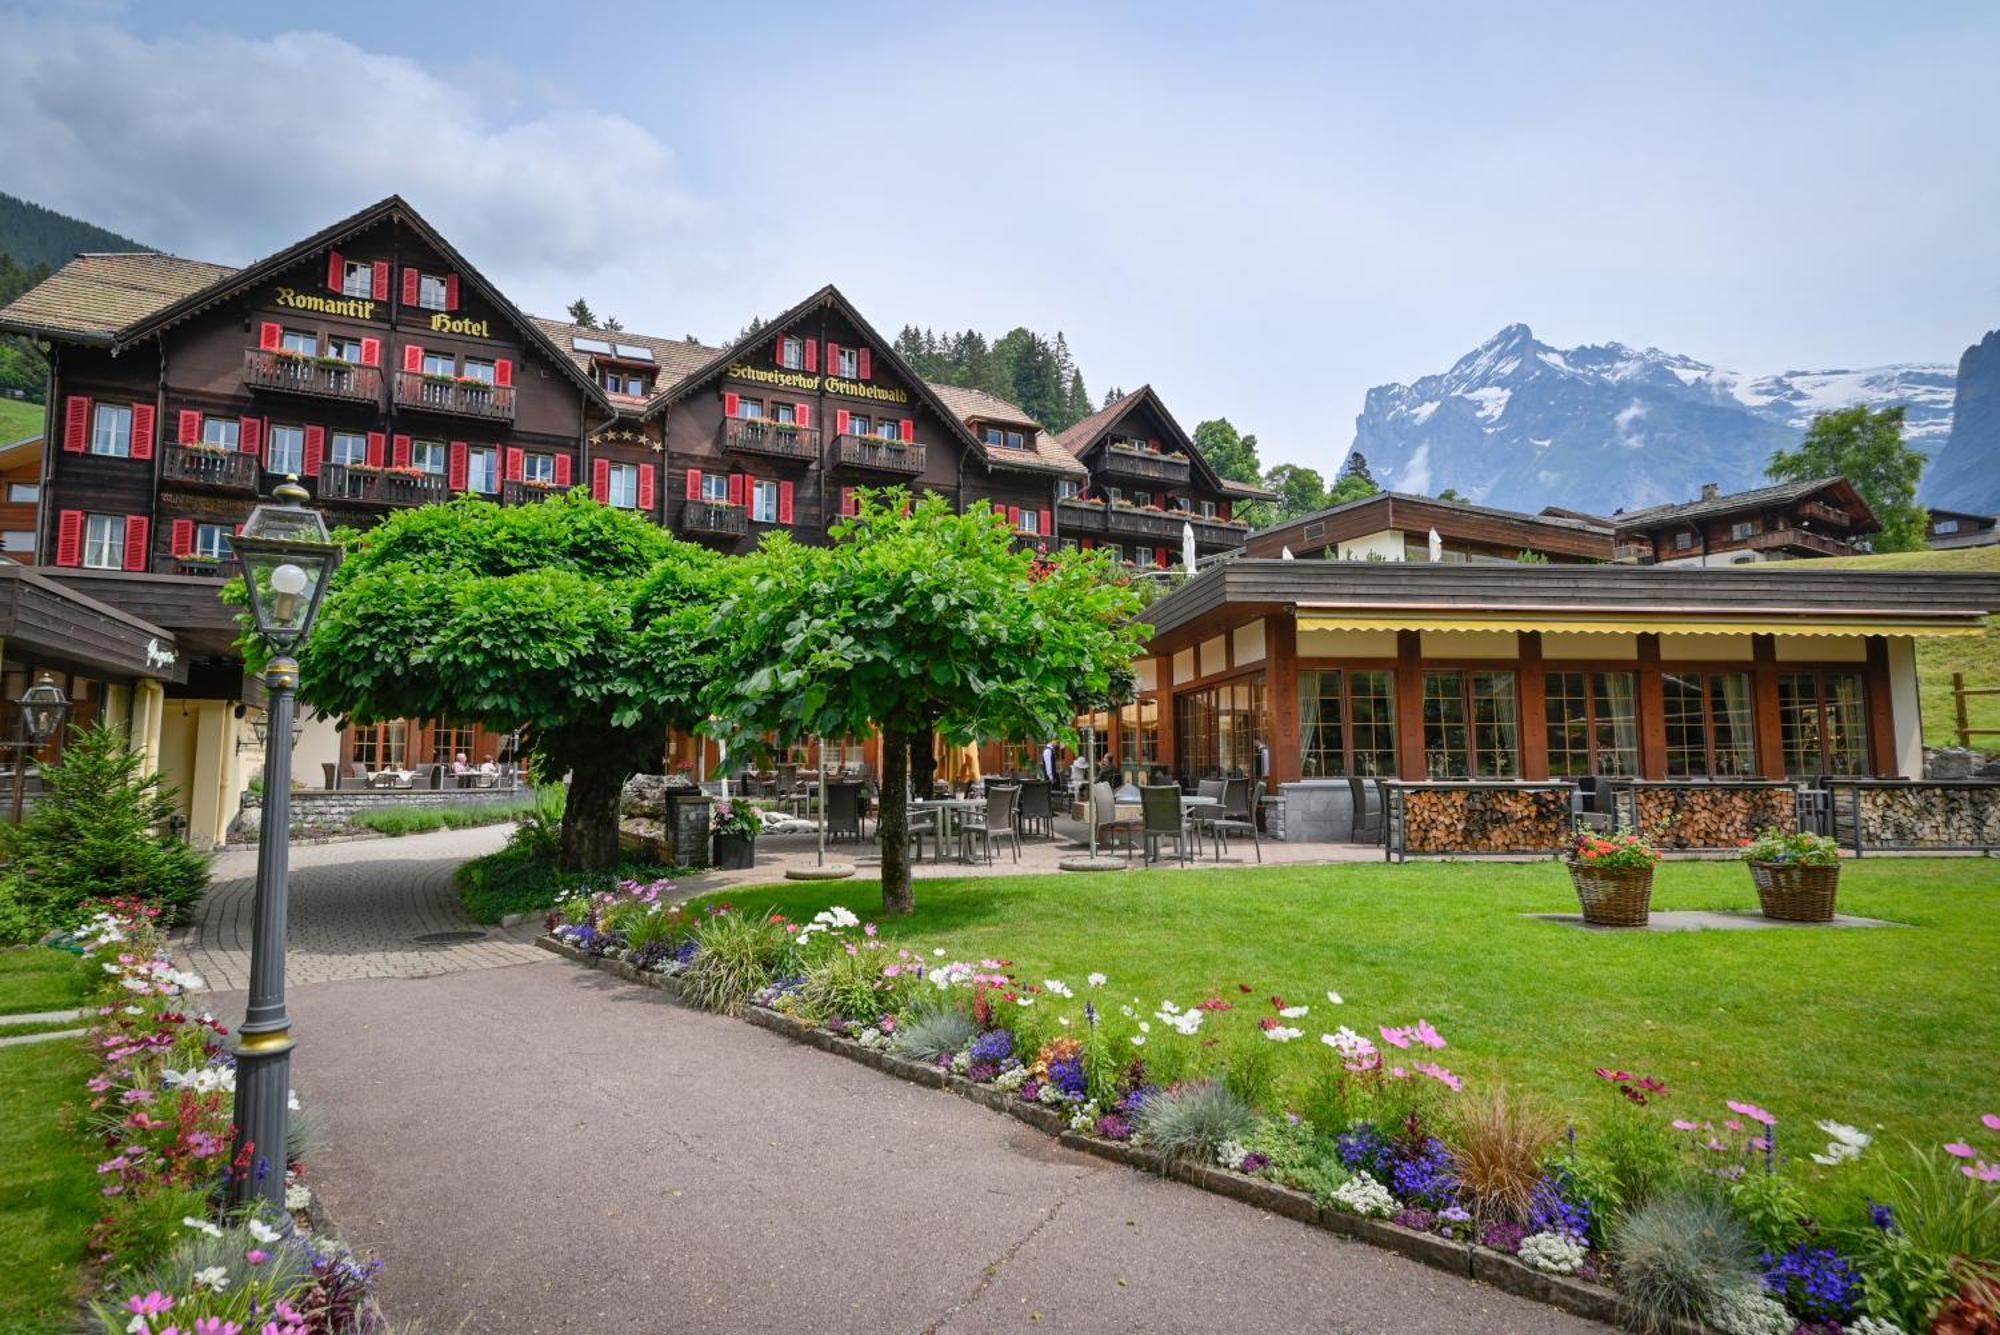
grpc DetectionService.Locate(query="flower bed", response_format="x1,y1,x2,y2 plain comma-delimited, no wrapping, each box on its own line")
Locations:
48,900,394,1333
545,890,2000,1335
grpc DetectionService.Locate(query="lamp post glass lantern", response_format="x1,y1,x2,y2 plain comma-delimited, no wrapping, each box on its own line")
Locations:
228,477,339,1216
12,672,69,823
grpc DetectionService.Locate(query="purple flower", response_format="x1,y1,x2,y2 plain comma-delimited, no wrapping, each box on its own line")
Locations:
1868,1200,1896,1232
1094,1113,1134,1141
1528,1170,1595,1241
966,1062,999,1083
1761,1245,1859,1322
1239,1152,1270,1174
1481,1221,1529,1254
1046,1055,1088,1100
969,1028,1015,1065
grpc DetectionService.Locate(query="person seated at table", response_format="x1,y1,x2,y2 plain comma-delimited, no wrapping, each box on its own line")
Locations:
478,757,499,776
451,752,470,775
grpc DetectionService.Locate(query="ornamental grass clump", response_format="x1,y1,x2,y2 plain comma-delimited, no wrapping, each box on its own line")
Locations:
680,909,787,1014
1451,1086,1561,1225
890,1003,977,1064
1134,1081,1255,1161
1612,1190,1760,1334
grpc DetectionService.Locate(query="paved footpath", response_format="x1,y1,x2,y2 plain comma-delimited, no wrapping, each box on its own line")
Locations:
191,828,1604,1334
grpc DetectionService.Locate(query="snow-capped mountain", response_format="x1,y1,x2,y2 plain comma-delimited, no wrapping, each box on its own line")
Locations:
1920,329,2000,516
1351,324,1957,514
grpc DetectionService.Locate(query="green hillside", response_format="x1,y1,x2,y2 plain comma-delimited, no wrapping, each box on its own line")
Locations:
1776,546,2000,749
0,192,149,269
0,398,42,442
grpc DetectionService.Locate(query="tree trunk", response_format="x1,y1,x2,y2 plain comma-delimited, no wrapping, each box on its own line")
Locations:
560,757,627,871
909,723,938,800
879,726,914,916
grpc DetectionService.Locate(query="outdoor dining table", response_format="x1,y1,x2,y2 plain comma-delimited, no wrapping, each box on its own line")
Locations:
909,796,984,863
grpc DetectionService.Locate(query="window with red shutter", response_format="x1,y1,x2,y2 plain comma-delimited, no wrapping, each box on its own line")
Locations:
1039,508,1052,536
804,339,818,372
796,403,812,429
899,418,914,443
123,516,150,572
685,468,702,500
170,519,194,558
445,274,460,310
554,454,572,486
1007,505,1022,530
858,348,872,380
303,426,325,477
778,480,795,524
841,487,855,517
1081,537,1095,550
727,473,744,507
774,333,788,368
826,342,840,375
1220,501,1232,521
401,267,420,306
723,391,740,418
835,409,851,436
372,260,390,300
494,359,513,387
55,510,83,566
637,464,656,511
591,457,610,502
506,448,525,482
326,251,344,292
366,432,386,467
448,442,468,491
130,404,155,460
239,418,263,455
392,435,412,468
260,322,282,351
360,338,381,367
403,344,423,373
1156,546,1168,568
178,410,200,446
62,396,89,453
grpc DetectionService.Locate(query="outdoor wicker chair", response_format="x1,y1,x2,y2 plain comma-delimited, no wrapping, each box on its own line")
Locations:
1016,779,1052,838
1348,775,1384,844
825,782,865,843
1201,777,1261,862
1091,781,1141,860
1141,784,1194,865
960,784,1021,864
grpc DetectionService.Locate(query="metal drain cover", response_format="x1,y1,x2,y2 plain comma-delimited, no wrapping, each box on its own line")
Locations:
411,930,487,946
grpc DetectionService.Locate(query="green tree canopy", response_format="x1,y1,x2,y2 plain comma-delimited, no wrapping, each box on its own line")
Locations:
296,492,727,869
704,491,1147,914
1436,487,1468,503
1193,418,1263,485
1263,463,1329,520
1765,405,1929,552
565,297,597,328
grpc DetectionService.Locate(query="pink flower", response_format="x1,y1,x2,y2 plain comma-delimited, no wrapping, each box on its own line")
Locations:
1727,1100,1776,1127
194,1319,242,1335
864,923,878,937
246,1248,269,1264
1414,1061,1462,1091
1594,1068,1632,1083
1944,1141,1977,1158
1984,1113,2000,1132
1724,1118,1744,1133
1965,1162,2000,1183
1671,1119,1701,1132
1389,1065,1408,1079
1379,1026,1411,1049
126,1291,175,1316
1411,1019,1445,1050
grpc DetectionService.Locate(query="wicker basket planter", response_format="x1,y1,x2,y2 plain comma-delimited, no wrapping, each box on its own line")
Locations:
1568,864,1655,926
1748,861,1840,922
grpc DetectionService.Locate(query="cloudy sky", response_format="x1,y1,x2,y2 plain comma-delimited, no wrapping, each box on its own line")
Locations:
3,1,1996,475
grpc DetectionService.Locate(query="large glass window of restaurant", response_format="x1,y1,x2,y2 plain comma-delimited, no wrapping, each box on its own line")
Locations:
266,424,304,475
352,722,408,771
1298,669,1398,777
1119,699,1161,782
1778,671,1869,776
1544,671,1640,776
1174,678,1266,785
1422,671,1519,777
91,402,133,457
432,725,475,766
1661,670,1756,776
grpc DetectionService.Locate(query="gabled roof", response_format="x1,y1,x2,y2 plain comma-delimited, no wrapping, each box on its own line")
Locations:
1056,383,1275,500
1611,476,1877,533
1248,489,1615,544
0,252,238,343
925,383,1086,477
0,195,612,413
530,316,717,415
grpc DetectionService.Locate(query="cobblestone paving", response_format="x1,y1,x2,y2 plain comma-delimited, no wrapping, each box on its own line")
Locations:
181,826,547,991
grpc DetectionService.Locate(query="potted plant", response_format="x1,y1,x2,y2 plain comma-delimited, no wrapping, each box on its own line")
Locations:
1739,826,1842,921
711,800,764,870
1564,828,1661,926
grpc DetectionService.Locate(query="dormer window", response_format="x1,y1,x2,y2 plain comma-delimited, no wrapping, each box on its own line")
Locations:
601,368,650,397
984,426,1003,446
1201,499,1217,519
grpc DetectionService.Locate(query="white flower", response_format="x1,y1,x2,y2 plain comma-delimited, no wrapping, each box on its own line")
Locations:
1138,1021,1151,1033
1087,972,1108,988
247,1218,282,1245
287,1090,301,1112
932,948,946,957
1517,1231,1587,1277
1707,1283,1795,1335
182,1216,223,1238
192,1265,230,1292
1156,1008,1202,1036
1329,1172,1397,1217
1845,1318,1908,1335
1216,1139,1250,1171
122,1005,144,1015
1119,1004,1137,1019
1130,1035,1146,1047
284,1183,312,1211
1043,979,1074,999
994,1066,1029,1091
1810,1119,1872,1166
1264,1026,1303,1042
1278,1005,1309,1019
1057,1015,1071,1027
1015,995,1035,1007
1326,991,1344,1005
1157,999,1181,1015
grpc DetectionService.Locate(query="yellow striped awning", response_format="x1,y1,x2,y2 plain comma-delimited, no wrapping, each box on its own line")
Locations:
1295,612,1986,638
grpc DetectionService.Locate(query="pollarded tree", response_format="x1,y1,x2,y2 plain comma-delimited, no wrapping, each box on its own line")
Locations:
704,490,1148,915
296,491,726,870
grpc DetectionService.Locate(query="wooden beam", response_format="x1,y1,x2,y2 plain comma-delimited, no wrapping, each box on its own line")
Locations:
1518,631,1548,780
1637,632,1667,779
1266,614,1301,786
1865,635,1898,777
1752,633,1786,781
1396,629,1425,779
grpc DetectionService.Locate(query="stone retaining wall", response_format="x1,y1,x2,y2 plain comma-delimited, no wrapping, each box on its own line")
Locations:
240,786,527,825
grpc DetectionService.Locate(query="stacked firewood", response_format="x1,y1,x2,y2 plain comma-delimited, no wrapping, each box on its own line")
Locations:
1404,787,1570,854
1636,786,1796,850
1855,786,2000,849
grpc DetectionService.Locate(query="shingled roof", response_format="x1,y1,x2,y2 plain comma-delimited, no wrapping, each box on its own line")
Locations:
1610,477,1876,532
926,382,1086,477
1056,383,1275,501
529,316,718,415
0,253,238,343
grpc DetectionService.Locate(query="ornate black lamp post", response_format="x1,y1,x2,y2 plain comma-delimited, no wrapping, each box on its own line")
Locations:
12,673,70,823
227,478,339,1213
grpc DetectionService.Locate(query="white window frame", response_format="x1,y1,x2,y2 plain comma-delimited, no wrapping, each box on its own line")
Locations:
1674,531,1695,550
984,426,1003,446
1730,520,1755,540
700,474,730,503
1019,509,1040,535
751,479,780,524
342,261,374,298
1134,545,1155,569
837,347,860,377
418,273,449,312
770,402,796,425
1056,480,1079,500
202,416,240,449
411,440,447,475
84,514,126,569
523,452,556,484
461,358,496,385
779,336,804,370
1201,499,1218,519
193,523,233,561
422,351,456,378
326,335,364,363
607,462,640,509
2,529,35,553
266,424,305,475
1006,430,1025,448
467,445,499,494
849,413,871,437
875,420,899,441
5,482,36,504
90,403,133,458
330,432,367,467
1936,519,1960,535
280,328,317,356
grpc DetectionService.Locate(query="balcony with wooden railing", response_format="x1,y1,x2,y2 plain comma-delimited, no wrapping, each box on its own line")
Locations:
721,418,820,463
501,479,567,507
1613,541,1655,563
1796,500,1856,528
1103,503,1187,540
155,555,232,579
1097,442,1192,485
680,499,749,537
242,348,382,404
393,370,515,422
161,443,260,492
834,434,926,476
320,463,452,508
1188,516,1251,547
1746,527,1858,558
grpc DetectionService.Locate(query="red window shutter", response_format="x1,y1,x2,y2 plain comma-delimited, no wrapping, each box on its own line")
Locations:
495,359,513,387
260,322,282,351
804,338,818,372
1220,501,1232,521
124,516,150,572
445,274,460,311
727,473,744,507
1156,545,1168,568
858,348,872,380
723,391,740,418
778,480,795,524
402,267,420,306
685,467,702,500
1039,508,1052,535
1008,505,1022,528
637,464,657,510
554,453,572,486
826,342,840,374
62,396,90,452
360,337,381,367
177,409,200,445
899,418,914,443
1081,537,1095,550
303,426,325,477
448,441,468,491
130,404,155,460
55,510,84,566
774,333,788,368
840,487,855,517
796,402,812,429
835,408,851,436
392,435,412,468
170,519,194,558
239,417,262,455
365,432,386,467
403,343,423,373
372,260,391,300
505,447,525,482
1148,437,1160,451
591,457,610,502
326,250,344,293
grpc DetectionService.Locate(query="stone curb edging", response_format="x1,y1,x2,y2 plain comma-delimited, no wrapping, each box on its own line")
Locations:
536,934,1679,1332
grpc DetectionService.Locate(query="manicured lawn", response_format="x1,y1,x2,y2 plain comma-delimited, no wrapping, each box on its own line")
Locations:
456,845,690,923
0,396,43,443
696,857,1998,1148
0,1038,97,1328
0,945,93,1015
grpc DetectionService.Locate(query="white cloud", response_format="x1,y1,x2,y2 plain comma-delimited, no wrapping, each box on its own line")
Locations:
0,16,700,290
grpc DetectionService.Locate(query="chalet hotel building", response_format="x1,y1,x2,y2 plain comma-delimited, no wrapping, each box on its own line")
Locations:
0,196,1270,840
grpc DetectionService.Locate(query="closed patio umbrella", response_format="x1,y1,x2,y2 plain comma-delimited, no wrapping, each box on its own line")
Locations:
1182,520,1198,575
